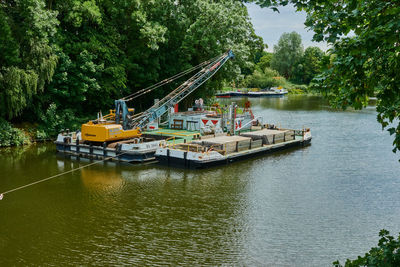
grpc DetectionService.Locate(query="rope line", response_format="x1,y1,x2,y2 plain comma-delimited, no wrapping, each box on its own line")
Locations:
0,151,130,198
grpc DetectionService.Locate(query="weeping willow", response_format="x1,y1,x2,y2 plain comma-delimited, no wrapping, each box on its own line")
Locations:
0,0,58,119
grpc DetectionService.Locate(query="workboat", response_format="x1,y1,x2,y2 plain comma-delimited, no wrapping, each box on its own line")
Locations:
154,125,311,169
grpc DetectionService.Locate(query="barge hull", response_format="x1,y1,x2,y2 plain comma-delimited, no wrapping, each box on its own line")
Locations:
55,142,157,162
156,138,311,169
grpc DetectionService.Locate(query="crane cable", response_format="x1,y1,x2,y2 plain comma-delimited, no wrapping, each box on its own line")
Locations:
121,55,220,101
0,151,133,200
121,54,223,102
144,53,226,110
129,53,228,128
121,59,214,101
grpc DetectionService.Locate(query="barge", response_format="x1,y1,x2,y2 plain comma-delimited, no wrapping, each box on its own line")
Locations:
155,126,311,169
55,101,257,163
55,131,197,163
216,87,288,98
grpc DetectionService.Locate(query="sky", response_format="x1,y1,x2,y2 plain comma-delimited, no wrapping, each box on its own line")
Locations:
246,3,328,52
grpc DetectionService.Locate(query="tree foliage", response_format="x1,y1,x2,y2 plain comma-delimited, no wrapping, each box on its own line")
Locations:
292,46,324,84
0,0,58,119
256,52,273,72
0,0,263,124
252,0,400,153
0,118,30,147
245,32,322,88
333,230,400,267
270,31,303,79
245,67,282,89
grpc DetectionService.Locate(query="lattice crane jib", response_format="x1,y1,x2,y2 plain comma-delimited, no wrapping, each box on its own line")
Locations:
132,50,234,129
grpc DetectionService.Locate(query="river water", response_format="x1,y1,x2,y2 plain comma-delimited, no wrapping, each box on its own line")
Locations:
0,95,399,266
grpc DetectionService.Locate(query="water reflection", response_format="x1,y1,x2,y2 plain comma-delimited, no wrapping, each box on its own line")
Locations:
80,167,124,192
8,154,254,265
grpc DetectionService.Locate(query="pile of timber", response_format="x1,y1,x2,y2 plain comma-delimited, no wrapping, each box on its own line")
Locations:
193,135,253,154
240,129,295,145
174,143,205,152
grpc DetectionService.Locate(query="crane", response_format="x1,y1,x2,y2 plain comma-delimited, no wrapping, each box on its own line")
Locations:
81,50,234,143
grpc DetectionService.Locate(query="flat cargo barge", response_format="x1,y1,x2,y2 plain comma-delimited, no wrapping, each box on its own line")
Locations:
155,127,311,169
55,130,200,163
55,102,256,164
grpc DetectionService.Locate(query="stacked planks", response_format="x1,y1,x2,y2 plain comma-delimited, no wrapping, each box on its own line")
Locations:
195,135,251,154
241,129,295,145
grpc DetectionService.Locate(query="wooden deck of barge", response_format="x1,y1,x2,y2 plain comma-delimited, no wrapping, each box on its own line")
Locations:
155,128,312,169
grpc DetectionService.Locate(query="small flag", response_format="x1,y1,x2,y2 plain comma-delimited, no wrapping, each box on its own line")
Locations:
0,194,3,200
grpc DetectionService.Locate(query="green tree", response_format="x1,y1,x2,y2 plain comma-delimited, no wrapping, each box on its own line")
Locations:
251,0,400,154
1,0,264,134
44,0,263,114
245,67,282,88
43,0,130,114
270,31,303,79
292,46,324,84
256,52,273,72
0,0,58,119
253,47,269,64
333,230,400,267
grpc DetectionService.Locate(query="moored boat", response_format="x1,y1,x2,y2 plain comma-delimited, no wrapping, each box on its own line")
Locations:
216,87,288,98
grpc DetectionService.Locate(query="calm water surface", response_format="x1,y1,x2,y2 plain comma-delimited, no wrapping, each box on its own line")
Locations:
1,95,399,266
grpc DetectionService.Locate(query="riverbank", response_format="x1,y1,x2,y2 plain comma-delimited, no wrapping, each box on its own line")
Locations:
0,119,31,147
0,114,87,148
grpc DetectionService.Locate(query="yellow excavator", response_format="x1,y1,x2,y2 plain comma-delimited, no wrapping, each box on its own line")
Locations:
80,50,235,144
81,103,141,143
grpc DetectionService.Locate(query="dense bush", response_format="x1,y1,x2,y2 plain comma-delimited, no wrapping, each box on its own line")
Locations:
0,119,30,147
245,67,283,89
36,103,83,139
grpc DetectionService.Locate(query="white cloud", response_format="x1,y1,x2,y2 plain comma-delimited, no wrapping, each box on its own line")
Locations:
246,3,328,52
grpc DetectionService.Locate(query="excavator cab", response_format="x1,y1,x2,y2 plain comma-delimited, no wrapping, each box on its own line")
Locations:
81,100,141,143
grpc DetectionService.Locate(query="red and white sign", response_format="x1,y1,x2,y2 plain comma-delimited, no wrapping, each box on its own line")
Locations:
147,121,159,131
201,118,221,128
235,118,243,130
201,119,209,126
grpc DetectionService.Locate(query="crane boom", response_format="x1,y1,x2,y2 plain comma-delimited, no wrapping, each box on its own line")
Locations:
80,50,234,143
131,50,234,128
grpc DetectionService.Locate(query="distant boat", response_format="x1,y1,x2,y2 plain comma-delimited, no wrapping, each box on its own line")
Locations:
216,87,288,98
